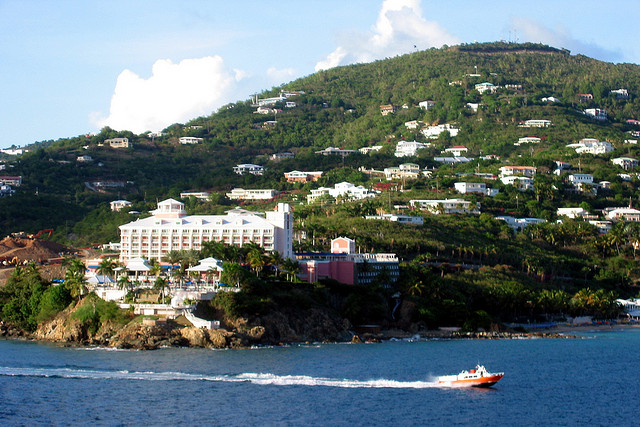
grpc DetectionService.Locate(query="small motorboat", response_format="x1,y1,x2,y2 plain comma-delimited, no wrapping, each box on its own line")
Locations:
437,365,504,388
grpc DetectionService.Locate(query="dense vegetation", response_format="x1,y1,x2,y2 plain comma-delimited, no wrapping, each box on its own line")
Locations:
2,42,640,329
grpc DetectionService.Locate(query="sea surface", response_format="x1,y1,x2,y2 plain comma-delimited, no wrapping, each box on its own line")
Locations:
0,328,638,426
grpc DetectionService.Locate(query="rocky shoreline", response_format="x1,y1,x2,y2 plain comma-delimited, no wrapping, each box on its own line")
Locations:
1,319,581,350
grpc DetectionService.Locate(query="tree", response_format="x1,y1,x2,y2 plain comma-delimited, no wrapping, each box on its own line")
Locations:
154,276,169,303
220,262,245,287
97,258,117,279
246,248,266,277
63,258,87,299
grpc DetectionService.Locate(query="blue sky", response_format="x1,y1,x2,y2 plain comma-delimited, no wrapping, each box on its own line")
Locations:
0,0,638,149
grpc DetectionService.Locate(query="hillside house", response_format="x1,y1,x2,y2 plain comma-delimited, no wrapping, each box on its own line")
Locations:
307,182,380,203
566,139,613,155
270,152,295,161
579,93,593,102
105,138,129,148
610,89,629,99
443,146,468,156
499,166,536,178
358,145,383,154
475,82,498,94
315,147,358,156
395,140,430,157
179,137,203,144
606,207,640,222
500,176,534,191
404,120,425,129
110,200,132,212
365,214,424,225
584,108,607,121
180,192,210,200
409,198,479,215
418,100,436,109
76,155,93,162
516,136,542,146
379,104,397,116
384,163,420,180
568,174,594,186
520,119,552,128
612,157,639,170
226,188,279,200
422,123,459,138
454,182,498,196
496,216,546,232
542,96,560,103
433,156,473,164
0,176,23,187
233,164,265,175
284,171,323,182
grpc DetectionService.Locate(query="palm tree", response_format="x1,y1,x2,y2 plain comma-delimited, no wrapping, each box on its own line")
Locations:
282,258,300,282
97,257,117,279
269,250,284,278
117,273,131,300
220,262,244,287
246,248,266,277
63,258,87,299
154,276,169,303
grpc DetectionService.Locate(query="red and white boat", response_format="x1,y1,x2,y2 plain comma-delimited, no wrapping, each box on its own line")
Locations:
437,365,504,388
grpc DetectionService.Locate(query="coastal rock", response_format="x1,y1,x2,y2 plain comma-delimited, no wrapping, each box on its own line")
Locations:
208,328,233,348
180,327,208,348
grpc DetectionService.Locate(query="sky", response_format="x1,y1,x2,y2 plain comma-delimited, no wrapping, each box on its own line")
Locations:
1,0,639,149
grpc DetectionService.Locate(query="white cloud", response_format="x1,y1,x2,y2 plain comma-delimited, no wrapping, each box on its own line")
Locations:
512,17,623,62
95,56,241,133
266,66,297,85
315,0,459,71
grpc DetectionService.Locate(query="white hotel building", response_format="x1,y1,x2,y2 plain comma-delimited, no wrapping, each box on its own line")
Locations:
119,199,293,263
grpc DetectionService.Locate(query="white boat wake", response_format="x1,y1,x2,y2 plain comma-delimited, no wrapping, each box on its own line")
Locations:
0,367,455,389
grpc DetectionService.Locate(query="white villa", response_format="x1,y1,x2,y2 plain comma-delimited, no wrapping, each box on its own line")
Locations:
421,124,460,138
307,182,380,204
515,136,542,146
119,199,294,263
500,176,534,191
110,200,132,212
606,207,640,222
443,146,468,156
612,157,639,170
226,188,279,200
433,156,473,164
499,166,537,178
568,174,594,186
520,120,552,128
418,100,436,109
454,182,498,197
233,164,265,175
359,145,383,154
395,140,431,157
584,108,607,121
404,120,425,129
365,214,424,225
409,198,479,215
557,207,588,219
384,163,420,180
566,139,613,155
475,82,498,94
104,137,129,148
496,216,546,232
179,137,203,144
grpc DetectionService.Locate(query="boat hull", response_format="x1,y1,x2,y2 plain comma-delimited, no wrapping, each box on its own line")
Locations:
438,374,504,388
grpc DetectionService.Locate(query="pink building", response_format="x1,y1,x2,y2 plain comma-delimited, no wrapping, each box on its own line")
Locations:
297,237,399,286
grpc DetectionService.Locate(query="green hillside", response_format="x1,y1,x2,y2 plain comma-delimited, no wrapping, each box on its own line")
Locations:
2,42,640,326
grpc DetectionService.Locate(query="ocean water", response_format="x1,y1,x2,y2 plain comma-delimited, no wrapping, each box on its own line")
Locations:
0,328,638,426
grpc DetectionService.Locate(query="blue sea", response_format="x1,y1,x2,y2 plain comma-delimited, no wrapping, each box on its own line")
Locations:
0,328,638,426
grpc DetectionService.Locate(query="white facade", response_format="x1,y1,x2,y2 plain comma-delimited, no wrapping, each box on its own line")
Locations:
612,157,639,169
179,137,203,144
226,188,279,200
110,200,132,212
307,182,380,203
567,139,613,155
395,140,430,157
500,176,534,191
365,214,424,225
233,164,265,175
421,124,459,138
568,174,594,185
418,100,436,109
359,145,383,154
475,82,497,94
515,136,541,146
119,199,293,262
520,120,552,128
404,120,425,129
584,108,607,121
454,182,498,196
499,166,536,178
384,163,420,180
557,207,587,219
496,216,546,232
443,146,468,156
409,198,478,214
180,192,210,200
105,137,129,148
